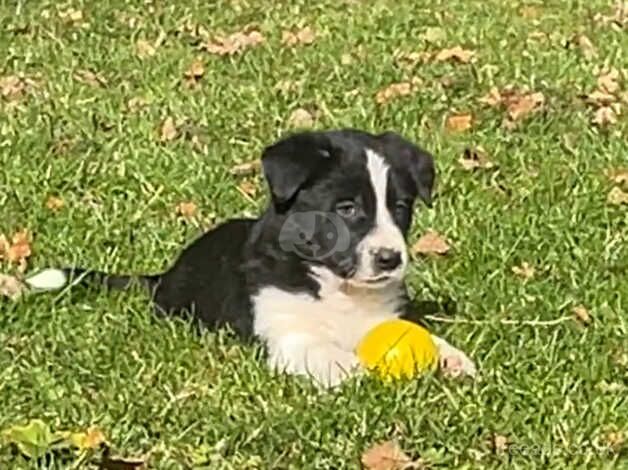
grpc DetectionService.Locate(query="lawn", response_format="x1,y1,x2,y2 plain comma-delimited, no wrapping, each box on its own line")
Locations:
1,0,627,468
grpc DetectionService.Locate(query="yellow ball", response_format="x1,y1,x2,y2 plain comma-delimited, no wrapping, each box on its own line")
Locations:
356,319,438,381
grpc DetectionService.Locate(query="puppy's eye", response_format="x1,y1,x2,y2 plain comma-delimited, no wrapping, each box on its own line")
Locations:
335,201,357,218
395,200,410,212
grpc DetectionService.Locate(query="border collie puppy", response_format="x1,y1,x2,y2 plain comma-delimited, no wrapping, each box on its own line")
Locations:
26,129,476,387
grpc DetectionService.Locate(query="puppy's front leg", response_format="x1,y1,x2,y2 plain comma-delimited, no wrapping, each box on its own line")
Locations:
431,335,477,378
267,334,361,388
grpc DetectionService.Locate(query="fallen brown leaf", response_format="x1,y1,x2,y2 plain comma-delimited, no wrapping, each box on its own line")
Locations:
159,117,178,142
203,29,264,56
135,39,156,59
375,80,419,105
507,92,545,121
597,68,621,94
74,70,107,88
281,26,316,46
287,108,315,128
594,1,628,28
572,305,592,325
593,105,620,127
230,160,260,176
175,202,198,219
183,57,205,88
459,147,495,171
361,440,414,470
1,230,32,266
512,261,535,280
0,274,27,301
435,46,476,64
608,186,628,205
606,168,628,186
237,180,258,199
0,75,37,101
585,90,617,107
446,113,473,132
412,230,451,256
45,196,65,212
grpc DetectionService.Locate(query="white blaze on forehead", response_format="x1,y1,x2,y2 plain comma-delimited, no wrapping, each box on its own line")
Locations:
352,148,407,281
365,148,393,229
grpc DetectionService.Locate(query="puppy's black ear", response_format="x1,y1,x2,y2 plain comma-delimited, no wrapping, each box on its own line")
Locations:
261,131,333,206
377,131,436,207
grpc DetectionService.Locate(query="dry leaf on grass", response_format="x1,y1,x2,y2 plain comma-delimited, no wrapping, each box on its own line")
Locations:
0,75,38,101
446,113,473,132
375,80,420,105
202,29,264,55
585,90,617,107
361,440,417,470
237,180,258,200
507,92,545,121
434,46,476,63
159,117,178,142
45,196,65,211
459,147,495,171
287,108,315,128
175,202,198,219
572,305,592,325
512,261,535,280
0,230,32,266
594,1,628,28
281,26,316,46
230,160,260,176
606,168,628,186
0,274,27,301
74,70,107,88
607,186,628,205
183,57,205,88
593,105,620,127
135,39,156,58
597,68,621,94
412,230,451,256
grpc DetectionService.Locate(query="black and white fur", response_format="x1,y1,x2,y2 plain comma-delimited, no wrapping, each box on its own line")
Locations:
26,129,476,387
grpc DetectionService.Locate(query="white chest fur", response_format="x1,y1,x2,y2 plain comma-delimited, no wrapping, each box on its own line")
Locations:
252,266,403,352
251,266,405,387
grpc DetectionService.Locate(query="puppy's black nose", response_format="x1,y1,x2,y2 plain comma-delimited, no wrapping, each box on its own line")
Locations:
374,248,402,271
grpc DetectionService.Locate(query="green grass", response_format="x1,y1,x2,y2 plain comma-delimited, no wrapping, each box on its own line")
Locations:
1,0,627,468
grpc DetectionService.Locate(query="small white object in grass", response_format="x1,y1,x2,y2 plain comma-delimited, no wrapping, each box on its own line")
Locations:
24,269,68,291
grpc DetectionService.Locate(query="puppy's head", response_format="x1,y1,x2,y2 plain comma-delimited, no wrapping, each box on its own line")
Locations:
261,129,435,288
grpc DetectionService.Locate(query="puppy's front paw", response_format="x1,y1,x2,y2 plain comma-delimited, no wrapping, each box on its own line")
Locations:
268,337,361,388
431,335,477,378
